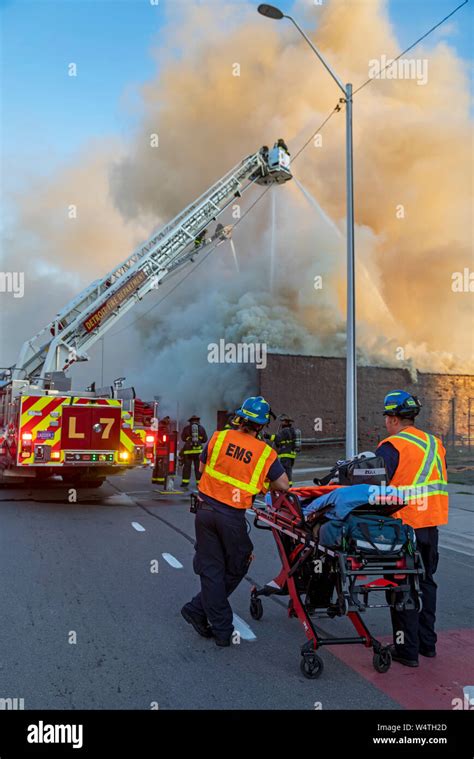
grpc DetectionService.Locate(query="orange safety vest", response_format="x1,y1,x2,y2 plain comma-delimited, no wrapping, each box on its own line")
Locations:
379,426,449,528
198,429,278,510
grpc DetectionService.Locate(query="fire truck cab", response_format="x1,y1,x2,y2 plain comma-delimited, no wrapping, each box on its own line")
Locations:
0,376,155,487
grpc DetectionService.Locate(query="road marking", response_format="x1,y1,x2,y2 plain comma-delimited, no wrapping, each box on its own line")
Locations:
162,552,183,569
105,493,136,505
232,614,257,641
439,530,474,557
131,522,146,532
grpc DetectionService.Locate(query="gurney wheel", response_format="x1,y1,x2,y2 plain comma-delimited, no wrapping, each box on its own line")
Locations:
300,653,324,679
373,648,392,674
250,598,263,620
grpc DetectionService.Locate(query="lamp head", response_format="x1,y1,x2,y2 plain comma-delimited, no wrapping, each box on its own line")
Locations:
257,4,284,20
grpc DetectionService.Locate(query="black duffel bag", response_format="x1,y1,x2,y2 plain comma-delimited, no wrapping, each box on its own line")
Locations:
315,453,388,487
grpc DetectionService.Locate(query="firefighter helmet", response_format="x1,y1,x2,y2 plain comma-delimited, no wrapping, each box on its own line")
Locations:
235,396,271,426
383,390,422,418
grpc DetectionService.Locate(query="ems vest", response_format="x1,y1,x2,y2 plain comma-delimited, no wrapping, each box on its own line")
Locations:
379,426,448,528
199,429,278,510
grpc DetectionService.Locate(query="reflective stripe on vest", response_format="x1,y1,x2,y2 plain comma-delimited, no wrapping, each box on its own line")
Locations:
205,429,272,495
397,482,449,501
381,427,448,527
390,431,445,496
392,430,428,453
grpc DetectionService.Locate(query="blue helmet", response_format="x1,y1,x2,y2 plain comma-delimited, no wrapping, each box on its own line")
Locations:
235,396,271,426
383,390,422,418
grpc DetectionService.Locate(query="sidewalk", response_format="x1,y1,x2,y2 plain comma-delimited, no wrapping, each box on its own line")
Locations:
440,484,474,556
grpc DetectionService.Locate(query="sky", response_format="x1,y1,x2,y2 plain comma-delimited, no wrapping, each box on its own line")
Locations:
1,0,472,169
0,0,472,402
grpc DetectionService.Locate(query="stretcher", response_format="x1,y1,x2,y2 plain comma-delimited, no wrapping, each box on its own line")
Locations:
250,486,424,679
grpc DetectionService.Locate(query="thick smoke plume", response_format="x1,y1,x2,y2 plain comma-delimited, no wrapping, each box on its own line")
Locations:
1,0,472,424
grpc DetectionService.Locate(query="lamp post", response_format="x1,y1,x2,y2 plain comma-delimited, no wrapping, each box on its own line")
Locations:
258,4,357,458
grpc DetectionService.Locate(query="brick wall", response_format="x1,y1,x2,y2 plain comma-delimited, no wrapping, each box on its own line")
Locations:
257,354,474,449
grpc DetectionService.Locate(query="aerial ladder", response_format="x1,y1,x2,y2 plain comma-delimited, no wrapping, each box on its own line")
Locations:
0,142,291,486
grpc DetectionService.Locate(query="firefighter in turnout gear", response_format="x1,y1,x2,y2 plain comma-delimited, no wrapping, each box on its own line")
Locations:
180,415,208,489
181,396,289,646
376,390,449,668
265,414,301,486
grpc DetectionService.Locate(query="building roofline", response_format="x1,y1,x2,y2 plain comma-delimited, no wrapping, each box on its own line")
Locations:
265,352,474,378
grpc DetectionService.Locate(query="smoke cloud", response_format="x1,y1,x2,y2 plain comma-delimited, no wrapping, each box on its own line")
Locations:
1,0,472,425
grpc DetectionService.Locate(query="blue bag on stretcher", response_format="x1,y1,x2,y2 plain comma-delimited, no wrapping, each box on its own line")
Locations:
300,484,415,554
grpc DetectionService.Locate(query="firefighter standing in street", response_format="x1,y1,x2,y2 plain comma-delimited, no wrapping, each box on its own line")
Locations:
181,396,289,646
265,414,300,486
180,415,207,490
376,390,449,668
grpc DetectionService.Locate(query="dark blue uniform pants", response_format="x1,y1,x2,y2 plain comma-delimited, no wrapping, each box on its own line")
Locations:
187,503,253,639
391,526,439,660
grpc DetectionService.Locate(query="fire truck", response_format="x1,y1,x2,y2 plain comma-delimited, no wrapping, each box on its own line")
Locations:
0,143,291,487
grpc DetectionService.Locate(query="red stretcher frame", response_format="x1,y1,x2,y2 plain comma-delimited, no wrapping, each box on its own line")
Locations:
249,486,424,679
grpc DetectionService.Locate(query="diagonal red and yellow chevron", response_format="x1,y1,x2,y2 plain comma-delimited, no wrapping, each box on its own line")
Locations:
18,395,129,466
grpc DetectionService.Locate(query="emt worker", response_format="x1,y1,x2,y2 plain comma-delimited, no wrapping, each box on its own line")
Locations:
376,390,449,667
181,396,289,646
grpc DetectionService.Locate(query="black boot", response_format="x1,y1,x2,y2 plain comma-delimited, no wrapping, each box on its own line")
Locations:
181,605,213,638
388,644,419,668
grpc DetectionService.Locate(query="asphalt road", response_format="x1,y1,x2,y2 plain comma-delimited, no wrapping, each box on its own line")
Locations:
0,468,472,710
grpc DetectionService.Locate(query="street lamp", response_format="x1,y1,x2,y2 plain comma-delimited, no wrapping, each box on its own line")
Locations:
258,4,357,458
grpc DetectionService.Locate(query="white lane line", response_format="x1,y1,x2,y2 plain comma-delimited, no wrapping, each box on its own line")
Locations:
232,614,257,641
105,493,136,505
162,552,183,569
131,522,146,532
